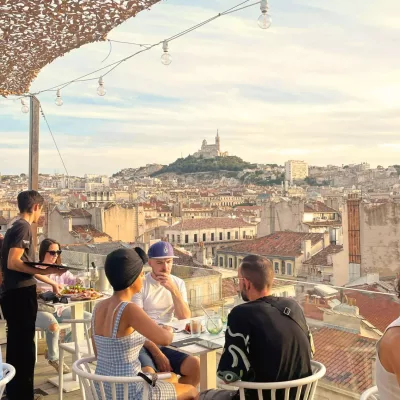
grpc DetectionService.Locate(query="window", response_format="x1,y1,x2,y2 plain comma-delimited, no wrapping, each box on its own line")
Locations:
194,234,198,243
219,232,223,241
243,231,246,239
229,258,233,268
235,231,239,240
274,262,280,274
287,262,292,275
281,262,286,275
185,234,189,244
203,233,206,242
219,257,224,267
167,234,170,241
212,282,219,302
212,247,215,256
211,233,215,241
172,234,175,242
177,235,181,243
227,232,231,240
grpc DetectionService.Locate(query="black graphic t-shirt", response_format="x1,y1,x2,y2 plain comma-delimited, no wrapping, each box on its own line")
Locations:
1,219,35,291
218,297,312,400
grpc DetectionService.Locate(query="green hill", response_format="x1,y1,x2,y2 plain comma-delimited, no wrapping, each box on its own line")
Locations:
151,155,257,176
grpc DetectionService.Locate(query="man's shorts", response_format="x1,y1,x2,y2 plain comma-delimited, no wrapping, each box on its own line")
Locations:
139,346,189,376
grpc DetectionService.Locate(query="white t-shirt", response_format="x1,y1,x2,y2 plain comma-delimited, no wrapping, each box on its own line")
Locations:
132,272,188,323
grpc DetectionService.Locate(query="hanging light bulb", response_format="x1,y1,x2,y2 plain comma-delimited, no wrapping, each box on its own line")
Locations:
55,89,63,106
97,77,106,96
21,99,29,114
258,0,272,29
161,41,172,65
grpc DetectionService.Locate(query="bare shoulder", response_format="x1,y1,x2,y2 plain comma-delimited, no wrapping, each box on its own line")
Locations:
382,326,400,346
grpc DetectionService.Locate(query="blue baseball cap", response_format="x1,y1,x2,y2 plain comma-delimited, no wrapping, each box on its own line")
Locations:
148,241,179,259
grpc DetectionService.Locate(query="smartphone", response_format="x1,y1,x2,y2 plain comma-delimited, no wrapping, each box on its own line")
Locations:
196,340,223,350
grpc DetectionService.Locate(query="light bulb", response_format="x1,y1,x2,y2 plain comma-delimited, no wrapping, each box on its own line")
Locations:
258,13,272,29
21,99,29,114
258,0,272,29
55,89,63,106
161,41,172,65
97,77,106,96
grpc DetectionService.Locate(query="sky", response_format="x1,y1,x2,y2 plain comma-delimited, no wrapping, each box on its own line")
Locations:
1,0,400,176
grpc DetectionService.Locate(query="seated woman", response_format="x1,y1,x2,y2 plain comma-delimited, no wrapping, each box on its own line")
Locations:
376,277,400,399
35,238,91,373
92,247,198,400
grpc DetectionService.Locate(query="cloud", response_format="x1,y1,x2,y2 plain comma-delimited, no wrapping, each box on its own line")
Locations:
1,0,400,174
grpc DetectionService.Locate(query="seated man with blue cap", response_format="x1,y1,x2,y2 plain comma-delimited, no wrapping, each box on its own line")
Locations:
132,241,200,386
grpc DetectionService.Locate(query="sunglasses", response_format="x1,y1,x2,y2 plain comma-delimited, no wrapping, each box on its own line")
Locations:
47,250,62,256
233,277,245,285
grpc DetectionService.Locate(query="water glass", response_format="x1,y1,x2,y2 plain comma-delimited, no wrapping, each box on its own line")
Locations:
206,314,223,335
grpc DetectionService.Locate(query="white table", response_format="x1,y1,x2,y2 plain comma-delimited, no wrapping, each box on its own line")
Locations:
47,297,106,392
167,318,226,391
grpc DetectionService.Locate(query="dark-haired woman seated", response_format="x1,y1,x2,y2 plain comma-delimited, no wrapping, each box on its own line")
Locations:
91,247,198,400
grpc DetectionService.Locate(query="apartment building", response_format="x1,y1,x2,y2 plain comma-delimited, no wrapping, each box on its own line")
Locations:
285,160,308,183
165,217,258,260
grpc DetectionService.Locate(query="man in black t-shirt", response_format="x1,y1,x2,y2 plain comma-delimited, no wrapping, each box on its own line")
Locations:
200,255,312,400
0,191,65,400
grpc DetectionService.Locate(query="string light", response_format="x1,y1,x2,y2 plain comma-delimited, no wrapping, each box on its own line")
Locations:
161,41,172,65
21,99,29,113
258,0,272,29
55,89,63,106
97,77,106,96
4,0,262,103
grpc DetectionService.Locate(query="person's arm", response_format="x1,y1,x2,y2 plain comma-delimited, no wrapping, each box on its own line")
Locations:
8,248,64,276
157,274,190,319
127,303,173,346
35,274,62,293
217,307,252,384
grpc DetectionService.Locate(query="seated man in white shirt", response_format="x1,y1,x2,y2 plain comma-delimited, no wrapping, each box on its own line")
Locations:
132,241,200,386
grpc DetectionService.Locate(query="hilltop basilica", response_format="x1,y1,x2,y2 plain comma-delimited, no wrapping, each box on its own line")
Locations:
193,131,229,159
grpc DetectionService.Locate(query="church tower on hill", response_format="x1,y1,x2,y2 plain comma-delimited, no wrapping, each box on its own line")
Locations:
193,130,228,159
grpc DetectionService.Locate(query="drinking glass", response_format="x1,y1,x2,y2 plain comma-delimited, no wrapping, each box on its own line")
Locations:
220,307,231,326
190,319,203,337
206,314,223,335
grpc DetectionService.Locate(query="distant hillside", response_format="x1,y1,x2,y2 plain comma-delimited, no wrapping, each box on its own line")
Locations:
151,155,257,176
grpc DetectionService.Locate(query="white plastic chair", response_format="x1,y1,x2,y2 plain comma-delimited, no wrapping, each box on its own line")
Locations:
35,322,71,362
360,386,379,400
73,356,172,400
221,361,326,400
0,363,16,397
58,319,93,400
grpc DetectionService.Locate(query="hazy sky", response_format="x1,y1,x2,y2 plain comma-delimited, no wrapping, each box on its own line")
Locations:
1,0,400,176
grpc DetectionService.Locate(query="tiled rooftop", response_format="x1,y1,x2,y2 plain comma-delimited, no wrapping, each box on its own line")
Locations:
71,225,111,240
304,201,339,213
303,245,344,266
169,217,255,231
344,290,400,332
58,208,92,218
312,327,376,394
219,231,323,257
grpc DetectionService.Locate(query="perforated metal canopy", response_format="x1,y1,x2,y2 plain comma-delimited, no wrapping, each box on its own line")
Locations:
0,0,161,97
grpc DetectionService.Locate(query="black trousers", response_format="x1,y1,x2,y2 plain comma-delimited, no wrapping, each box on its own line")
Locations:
2,285,37,400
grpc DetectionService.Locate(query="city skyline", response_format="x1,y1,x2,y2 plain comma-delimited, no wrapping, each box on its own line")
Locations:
1,0,399,175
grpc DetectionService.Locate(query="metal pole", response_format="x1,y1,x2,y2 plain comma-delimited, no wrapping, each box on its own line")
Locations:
29,95,40,252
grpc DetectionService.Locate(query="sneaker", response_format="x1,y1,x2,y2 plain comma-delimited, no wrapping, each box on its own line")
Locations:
48,359,71,374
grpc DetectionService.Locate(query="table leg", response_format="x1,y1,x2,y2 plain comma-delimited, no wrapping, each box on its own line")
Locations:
200,350,217,391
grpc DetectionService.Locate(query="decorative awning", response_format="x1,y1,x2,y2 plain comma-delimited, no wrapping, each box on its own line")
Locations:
0,0,161,97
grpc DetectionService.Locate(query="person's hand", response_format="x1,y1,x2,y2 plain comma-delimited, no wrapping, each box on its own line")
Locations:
51,283,63,295
155,273,177,294
153,352,173,372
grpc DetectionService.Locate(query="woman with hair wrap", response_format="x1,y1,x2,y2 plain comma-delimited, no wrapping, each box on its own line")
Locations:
91,247,198,400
